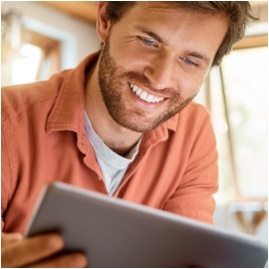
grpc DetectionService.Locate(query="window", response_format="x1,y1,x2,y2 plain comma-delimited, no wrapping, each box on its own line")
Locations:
195,41,268,205
219,47,268,200
1,10,60,86
8,43,43,85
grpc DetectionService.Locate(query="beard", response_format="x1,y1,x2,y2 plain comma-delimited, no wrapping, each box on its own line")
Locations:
98,38,195,133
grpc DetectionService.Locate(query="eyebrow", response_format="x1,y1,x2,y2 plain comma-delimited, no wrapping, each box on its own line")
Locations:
135,25,211,64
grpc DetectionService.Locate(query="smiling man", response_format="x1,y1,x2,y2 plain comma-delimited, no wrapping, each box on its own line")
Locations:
1,1,255,267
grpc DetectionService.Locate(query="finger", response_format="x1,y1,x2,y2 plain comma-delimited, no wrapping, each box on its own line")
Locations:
28,252,87,268
1,233,64,268
1,232,23,246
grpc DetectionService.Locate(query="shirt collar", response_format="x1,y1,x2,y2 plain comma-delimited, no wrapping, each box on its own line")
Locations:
165,113,179,132
46,52,100,133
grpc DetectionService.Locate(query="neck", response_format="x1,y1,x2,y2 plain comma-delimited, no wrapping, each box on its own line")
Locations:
85,62,142,156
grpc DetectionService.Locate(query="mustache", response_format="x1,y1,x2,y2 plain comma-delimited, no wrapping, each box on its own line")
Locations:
124,71,179,98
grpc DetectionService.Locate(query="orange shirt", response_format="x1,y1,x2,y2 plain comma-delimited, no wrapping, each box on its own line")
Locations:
1,52,218,233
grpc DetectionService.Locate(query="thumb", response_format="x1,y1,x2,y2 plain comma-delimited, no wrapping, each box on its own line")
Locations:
1,232,23,246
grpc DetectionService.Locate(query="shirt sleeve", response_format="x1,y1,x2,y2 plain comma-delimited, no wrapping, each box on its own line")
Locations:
1,116,13,230
163,109,218,224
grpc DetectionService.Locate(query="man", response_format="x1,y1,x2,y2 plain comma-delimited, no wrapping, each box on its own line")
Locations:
1,1,255,267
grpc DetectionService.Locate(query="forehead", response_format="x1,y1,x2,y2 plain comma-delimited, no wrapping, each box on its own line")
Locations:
127,1,218,16
119,1,227,26
119,1,227,33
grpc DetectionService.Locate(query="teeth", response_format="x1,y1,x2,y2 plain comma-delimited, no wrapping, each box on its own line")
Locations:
129,83,164,103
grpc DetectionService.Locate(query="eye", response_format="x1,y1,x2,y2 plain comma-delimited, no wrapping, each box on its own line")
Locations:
179,56,199,67
143,38,155,46
138,36,158,48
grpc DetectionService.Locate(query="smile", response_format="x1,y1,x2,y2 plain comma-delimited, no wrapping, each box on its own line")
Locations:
129,83,164,103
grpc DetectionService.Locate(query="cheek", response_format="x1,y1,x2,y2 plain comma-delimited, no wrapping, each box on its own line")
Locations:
115,50,149,71
109,35,152,69
175,72,204,98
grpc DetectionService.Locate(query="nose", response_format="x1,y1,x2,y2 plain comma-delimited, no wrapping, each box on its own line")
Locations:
143,53,176,90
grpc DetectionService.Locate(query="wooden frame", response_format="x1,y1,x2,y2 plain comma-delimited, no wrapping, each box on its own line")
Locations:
39,1,97,24
234,35,268,50
22,28,60,76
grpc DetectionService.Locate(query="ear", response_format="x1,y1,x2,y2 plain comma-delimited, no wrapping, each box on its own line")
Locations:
96,2,111,43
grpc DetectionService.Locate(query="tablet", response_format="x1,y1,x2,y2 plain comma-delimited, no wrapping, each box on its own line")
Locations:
24,182,268,268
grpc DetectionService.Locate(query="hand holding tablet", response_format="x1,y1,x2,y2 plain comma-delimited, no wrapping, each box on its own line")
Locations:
25,182,268,268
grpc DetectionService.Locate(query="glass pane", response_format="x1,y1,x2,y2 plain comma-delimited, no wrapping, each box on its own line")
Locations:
11,43,43,85
221,47,268,198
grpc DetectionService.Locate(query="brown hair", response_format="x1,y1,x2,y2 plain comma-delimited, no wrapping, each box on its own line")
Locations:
105,1,257,66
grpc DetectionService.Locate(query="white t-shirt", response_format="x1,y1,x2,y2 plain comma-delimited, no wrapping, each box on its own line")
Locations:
84,111,141,195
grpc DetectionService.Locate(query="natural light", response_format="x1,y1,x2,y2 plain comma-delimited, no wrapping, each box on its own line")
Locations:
206,46,268,204
11,43,43,85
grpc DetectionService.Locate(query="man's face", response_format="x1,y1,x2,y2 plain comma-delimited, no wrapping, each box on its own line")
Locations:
98,2,227,133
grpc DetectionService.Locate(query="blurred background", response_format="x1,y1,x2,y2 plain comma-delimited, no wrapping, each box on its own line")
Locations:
1,1,268,243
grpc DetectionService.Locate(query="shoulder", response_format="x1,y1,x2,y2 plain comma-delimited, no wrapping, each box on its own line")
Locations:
182,101,211,120
180,101,212,126
164,101,217,154
167,101,212,133
1,69,72,118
